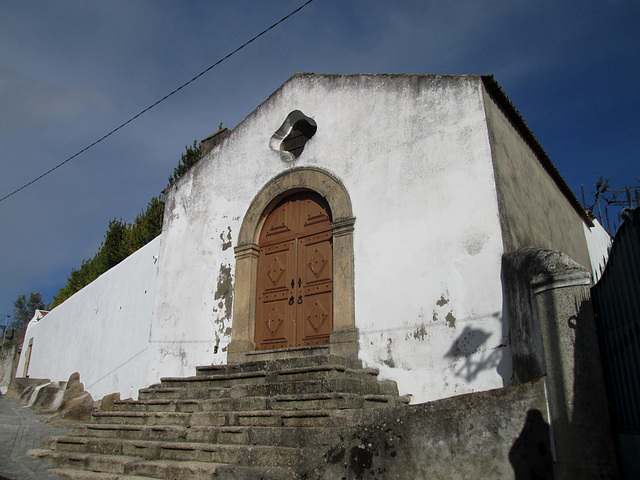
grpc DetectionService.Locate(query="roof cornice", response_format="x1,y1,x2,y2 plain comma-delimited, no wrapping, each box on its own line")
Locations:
480,75,592,227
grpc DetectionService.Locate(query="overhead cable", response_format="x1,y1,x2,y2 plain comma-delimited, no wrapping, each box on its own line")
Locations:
0,0,316,204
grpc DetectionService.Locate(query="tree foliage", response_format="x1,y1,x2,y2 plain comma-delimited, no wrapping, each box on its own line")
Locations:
168,141,202,185
12,292,46,330
51,141,203,308
51,196,166,308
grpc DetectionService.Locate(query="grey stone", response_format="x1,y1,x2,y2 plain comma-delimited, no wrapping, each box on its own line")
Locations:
0,395,67,480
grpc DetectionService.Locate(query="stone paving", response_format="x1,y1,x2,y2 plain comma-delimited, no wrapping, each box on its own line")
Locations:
0,395,67,480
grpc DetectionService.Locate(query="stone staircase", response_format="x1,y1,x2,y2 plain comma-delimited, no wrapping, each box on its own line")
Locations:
29,355,410,479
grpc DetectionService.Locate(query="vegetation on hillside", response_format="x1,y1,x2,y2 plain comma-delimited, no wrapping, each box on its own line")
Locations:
50,141,202,308
10,292,46,330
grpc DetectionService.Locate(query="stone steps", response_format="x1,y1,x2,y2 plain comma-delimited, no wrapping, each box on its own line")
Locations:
38,437,308,467
157,365,381,390
135,376,398,403
35,452,243,480
137,367,388,401
101,392,406,422
31,354,409,479
88,404,404,430
66,424,347,447
195,353,362,375
47,461,295,480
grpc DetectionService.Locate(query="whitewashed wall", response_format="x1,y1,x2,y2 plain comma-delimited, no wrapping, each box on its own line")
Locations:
150,75,509,403
18,74,598,406
16,236,160,400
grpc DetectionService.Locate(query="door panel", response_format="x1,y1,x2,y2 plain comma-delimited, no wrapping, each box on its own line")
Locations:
300,195,331,236
298,231,332,346
255,192,333,350
300,231,333,286
255,240,296,349
259,199,297,246
298,290,333,346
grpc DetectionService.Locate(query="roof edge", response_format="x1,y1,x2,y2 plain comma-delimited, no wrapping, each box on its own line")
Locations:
481,75,593,227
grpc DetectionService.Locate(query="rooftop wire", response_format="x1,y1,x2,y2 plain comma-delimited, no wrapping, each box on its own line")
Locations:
0,0,316,204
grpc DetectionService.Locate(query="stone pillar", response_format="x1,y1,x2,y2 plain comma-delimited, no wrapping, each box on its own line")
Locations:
227,243,259,363
503,248,618,479
330,217,358,357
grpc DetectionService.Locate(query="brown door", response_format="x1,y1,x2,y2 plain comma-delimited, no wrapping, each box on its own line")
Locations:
255,192,333,350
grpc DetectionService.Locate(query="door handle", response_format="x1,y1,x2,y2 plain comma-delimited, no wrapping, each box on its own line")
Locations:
289,296,294,305
297,295,303,304
298,278,302,288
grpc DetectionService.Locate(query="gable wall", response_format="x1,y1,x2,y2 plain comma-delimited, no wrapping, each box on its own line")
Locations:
482,87,592,271
150,75,509,403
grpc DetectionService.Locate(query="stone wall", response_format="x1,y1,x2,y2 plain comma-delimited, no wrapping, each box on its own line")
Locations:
314,379,551,479
502,247,618,478
0,334,23,394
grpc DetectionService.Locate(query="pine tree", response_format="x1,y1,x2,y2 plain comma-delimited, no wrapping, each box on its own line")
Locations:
50,139,204,308
12,292,46,330
168,141,202,185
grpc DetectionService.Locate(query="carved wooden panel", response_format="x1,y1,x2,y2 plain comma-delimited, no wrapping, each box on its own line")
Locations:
298,231,333,346
255,192,333,350
259,199,296,246
255,240,295,350
299,195,331,237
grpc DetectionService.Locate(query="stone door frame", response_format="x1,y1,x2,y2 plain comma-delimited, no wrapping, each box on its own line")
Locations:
227,167,357,363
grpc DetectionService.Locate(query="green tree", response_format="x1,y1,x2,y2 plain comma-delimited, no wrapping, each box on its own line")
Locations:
12,292,46,330
51,139,205,308
168,141,202,185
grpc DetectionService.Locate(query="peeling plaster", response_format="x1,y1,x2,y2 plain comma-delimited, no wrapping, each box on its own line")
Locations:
412,324,427,341
382,338,395,368
463,233,489,256
212,263,233,334
446,312,456,329
159,347,188,367
436,294,449,307
220,226,232,251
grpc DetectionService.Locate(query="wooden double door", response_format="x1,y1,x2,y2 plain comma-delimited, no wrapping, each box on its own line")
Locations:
255,192,333,350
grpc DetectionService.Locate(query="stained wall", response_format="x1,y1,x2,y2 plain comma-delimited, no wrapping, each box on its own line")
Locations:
482,85,593,271
14,74,604,406
150,74,508,403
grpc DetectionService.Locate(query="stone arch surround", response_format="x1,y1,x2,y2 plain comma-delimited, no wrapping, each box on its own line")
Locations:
228,167,357,363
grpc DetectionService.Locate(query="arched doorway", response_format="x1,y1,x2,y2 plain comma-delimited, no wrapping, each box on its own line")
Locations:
255,192,333,350
228,167,357,363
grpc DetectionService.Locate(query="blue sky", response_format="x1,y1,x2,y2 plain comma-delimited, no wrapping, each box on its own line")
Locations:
0,0,638,321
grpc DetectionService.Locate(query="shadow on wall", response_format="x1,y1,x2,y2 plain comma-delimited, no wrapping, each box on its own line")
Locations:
509,409,553,480
554,288,618,477
504,249,618,478
443,311,511,384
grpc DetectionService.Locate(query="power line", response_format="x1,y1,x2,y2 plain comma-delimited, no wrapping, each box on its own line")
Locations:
0,0,316,204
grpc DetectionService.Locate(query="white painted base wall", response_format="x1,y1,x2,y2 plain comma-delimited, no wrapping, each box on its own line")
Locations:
16,236,161,401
